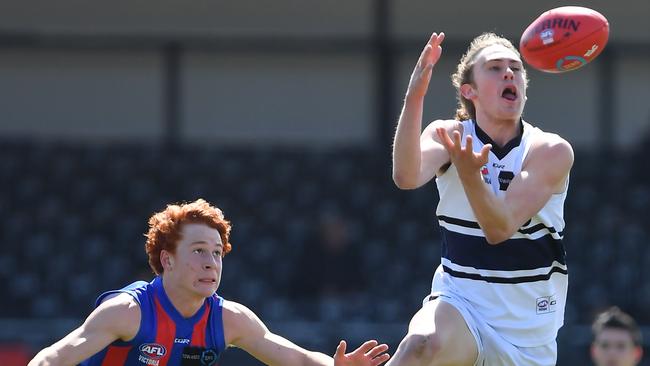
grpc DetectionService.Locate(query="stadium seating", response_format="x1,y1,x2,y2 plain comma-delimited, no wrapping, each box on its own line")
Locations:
2,140,649,364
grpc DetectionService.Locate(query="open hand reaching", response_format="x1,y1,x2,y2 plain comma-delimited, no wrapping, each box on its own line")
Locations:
333,340,390,366
436,127,492,178
406,32,445,99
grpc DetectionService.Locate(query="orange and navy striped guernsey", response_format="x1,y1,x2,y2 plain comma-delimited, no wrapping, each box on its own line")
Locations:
80,277,226,366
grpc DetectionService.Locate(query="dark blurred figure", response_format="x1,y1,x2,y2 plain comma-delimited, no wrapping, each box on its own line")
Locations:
290,212,366,301
591,306,643,366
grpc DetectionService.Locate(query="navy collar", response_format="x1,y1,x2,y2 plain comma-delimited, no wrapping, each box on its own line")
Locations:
472,119,524,160
153,276,209,323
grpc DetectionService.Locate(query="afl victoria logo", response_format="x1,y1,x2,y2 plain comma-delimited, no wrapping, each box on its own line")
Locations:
139,343,167,359
536,295,557,314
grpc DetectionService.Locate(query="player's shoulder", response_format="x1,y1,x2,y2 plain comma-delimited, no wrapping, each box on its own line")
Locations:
221,300,265,345
424,118,463,131
422,119,464,139
525,122,574,165
221,300,256,322
95,279,152,307
96,292,141,319
85,292,141,341
532,131,573,156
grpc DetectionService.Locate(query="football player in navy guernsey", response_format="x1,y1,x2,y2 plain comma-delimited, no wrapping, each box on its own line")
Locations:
390,32,573,365
29,199,390,366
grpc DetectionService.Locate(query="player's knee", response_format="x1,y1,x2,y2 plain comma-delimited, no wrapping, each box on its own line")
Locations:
400,332,443,361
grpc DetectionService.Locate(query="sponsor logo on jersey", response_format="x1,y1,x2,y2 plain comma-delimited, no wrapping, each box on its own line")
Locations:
498,171,514,191
536,295,557,314
181,347,219,366
201,349,218,365
174,338,190,344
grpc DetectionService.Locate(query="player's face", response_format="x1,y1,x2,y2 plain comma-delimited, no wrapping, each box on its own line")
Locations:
591,329,642,366
168,223,224,298
466,45,527,122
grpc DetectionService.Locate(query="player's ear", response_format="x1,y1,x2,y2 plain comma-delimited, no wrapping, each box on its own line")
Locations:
634,346,643,362
160,250,174,271
460,83,476,99
589,343,597,359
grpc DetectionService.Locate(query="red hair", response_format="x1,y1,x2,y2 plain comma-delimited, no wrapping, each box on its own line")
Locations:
145,199,232,275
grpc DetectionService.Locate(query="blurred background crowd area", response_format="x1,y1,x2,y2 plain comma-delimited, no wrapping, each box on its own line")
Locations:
1,0,649,365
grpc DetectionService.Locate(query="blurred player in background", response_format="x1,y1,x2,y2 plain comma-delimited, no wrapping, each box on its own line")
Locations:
28,199,390,366
591,306,643,366
391,31,573,365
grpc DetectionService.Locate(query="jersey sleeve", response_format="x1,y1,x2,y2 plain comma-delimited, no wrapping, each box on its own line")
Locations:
94,280,150,307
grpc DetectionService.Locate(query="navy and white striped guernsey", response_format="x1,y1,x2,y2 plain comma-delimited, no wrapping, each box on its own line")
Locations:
431,119,568,347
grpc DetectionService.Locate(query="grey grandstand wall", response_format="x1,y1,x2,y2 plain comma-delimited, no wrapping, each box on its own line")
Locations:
0,0,648,149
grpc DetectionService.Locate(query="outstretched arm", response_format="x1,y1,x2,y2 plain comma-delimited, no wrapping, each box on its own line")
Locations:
28,293,140,366
393,32,452,189
436,128,573,244
224,301,389,366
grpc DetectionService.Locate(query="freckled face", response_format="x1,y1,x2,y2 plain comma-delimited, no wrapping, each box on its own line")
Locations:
164,223,224,298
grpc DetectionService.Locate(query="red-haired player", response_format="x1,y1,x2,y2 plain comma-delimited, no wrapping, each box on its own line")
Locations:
29,199,390,366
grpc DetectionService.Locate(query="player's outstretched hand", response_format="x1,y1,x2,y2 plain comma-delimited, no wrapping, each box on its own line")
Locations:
406,32,445,100
436,127,491,177
333,340,390,366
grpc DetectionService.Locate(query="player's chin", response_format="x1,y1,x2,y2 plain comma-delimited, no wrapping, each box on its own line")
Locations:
496,108,522,121
196,288,217,298
498,101,524,117
195,281,219,296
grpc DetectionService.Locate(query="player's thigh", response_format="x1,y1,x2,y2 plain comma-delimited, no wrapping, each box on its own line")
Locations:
407,299,478,365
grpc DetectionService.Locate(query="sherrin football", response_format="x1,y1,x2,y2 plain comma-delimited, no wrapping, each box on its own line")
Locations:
519,6,609,73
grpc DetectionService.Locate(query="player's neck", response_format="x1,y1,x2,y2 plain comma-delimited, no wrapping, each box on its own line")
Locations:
162,276,205,318
474,113,521,147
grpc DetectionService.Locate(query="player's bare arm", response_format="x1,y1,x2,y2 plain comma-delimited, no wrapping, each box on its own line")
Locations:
437,128,573,244
28,293,141,366
392,32,451,189
223,300,390,366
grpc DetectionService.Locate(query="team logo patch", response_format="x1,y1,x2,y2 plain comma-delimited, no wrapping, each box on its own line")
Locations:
536,295,557,314
139,343,167,359
480,165,491,184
